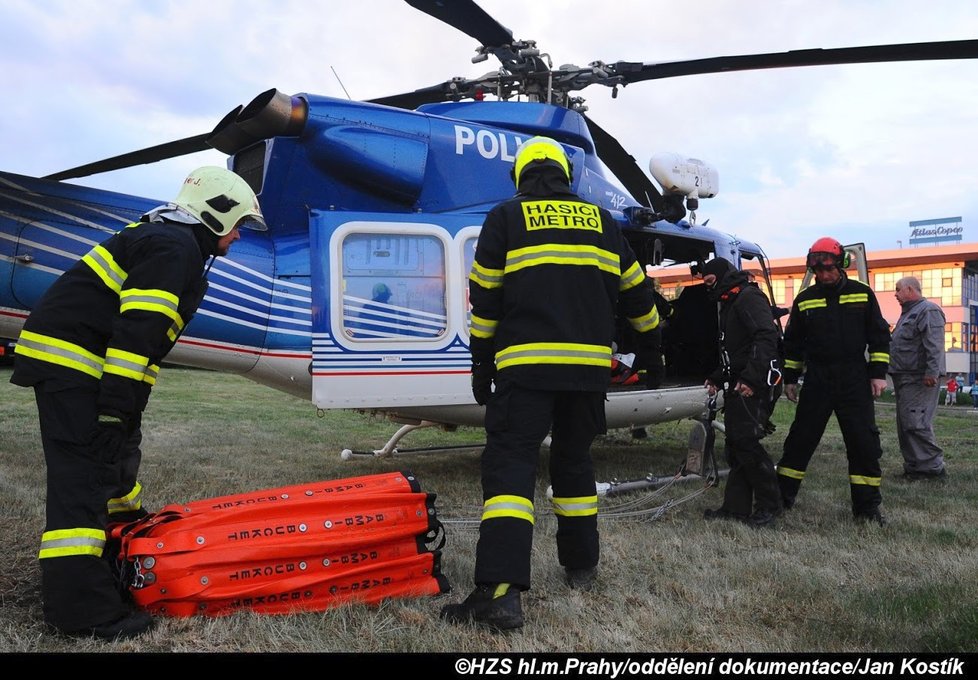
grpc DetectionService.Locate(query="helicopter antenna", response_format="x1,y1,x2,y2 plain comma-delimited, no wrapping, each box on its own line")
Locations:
330,66,353,100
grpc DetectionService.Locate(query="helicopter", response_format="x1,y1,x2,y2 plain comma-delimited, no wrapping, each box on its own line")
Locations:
2,0,976,458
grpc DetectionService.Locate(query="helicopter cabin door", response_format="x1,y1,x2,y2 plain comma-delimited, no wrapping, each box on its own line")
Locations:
309,210,482,409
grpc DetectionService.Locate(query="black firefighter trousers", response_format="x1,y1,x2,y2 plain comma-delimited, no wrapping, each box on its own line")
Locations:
474,380,605,590
33,380,143,632
718,390,781,517
777,361,883,516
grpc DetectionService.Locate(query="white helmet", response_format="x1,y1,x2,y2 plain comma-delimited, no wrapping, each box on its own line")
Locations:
171,166,266,236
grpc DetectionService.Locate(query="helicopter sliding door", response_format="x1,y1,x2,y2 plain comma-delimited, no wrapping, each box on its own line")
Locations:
310,210,481,409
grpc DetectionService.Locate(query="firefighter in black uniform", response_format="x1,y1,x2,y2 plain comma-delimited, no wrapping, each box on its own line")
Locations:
699,257,783,527
11,166,265,639
776,237,890,526
440,137,663,631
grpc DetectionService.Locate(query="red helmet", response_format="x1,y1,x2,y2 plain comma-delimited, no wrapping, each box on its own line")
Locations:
807,237,849,270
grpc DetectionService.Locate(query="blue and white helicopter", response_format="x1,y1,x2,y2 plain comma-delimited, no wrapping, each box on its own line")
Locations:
2,0,976,457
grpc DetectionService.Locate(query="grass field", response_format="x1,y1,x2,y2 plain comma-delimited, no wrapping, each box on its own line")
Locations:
1,366,976,654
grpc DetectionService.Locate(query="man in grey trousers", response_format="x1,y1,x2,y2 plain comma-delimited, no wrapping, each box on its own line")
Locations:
889,277,947,480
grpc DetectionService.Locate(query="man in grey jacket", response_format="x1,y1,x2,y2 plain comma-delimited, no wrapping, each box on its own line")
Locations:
889,277,947,480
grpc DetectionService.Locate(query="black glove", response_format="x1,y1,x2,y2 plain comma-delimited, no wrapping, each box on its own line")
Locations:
644,353,664,390
93,413,129,462
471,361,496,406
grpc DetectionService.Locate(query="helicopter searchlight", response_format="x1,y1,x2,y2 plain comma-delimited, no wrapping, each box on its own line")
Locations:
649,153,719,212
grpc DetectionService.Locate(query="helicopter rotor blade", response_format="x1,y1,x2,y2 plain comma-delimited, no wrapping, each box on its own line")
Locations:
367,84,455,110
43,134,211,182
405,0,513,49
584,116,659,211
611,39,978,85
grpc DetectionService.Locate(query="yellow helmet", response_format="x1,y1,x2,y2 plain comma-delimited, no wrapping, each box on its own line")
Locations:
172,166,266,236
512,136,571,186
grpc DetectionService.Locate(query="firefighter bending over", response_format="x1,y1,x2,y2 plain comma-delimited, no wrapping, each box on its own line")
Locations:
440,137,663,631
11,167,266,639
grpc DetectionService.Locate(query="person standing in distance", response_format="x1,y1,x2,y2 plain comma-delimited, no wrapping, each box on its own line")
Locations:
11,166,266,640
776,237,891,526
944,375,958,406
441,136,663,631
890,276,947,480
698,257,783,527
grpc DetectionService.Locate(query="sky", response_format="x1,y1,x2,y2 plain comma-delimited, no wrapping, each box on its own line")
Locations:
2,0,978,259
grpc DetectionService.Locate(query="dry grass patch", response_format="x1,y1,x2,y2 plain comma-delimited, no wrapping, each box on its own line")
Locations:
1,367,976,653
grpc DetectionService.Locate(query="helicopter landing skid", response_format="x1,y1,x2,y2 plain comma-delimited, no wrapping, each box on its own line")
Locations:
340,420,485,460
581,417,727,498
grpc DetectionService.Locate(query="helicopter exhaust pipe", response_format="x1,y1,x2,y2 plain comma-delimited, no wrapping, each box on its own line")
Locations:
207,105,249,155
207,89,308,155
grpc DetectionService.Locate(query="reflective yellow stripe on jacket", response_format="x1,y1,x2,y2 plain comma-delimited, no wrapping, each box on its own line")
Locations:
14,330,105,378
505,244,620,276
142,364,160,385
470,261,503,289
82,244,128,293
104,347,152,382
619,261,646,291
799,293,869,311
120,287,183,322
628,306,660,334
15,331,158,384
495,342,612,371
470,314,498,340
120,287,186,342
798,298,827,312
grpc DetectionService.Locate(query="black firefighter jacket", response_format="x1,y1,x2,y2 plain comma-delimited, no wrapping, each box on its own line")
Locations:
708,270,782,393
782,272,890,384
468,172,660,392
12,220,213,422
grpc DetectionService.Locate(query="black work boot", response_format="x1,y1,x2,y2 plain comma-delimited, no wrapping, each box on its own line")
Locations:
854,508,887,527
745,508,780,528
902,467,947,481
61,610,154,641
703,507,748,522
440,585,523,631
565,567,597,591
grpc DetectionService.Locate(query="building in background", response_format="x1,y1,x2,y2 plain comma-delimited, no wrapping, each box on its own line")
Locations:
650,242,978,382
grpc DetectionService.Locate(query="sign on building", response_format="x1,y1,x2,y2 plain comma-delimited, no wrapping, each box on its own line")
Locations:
909,216,963,246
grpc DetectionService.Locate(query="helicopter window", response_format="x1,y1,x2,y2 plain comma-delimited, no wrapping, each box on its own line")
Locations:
340,232,447,340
